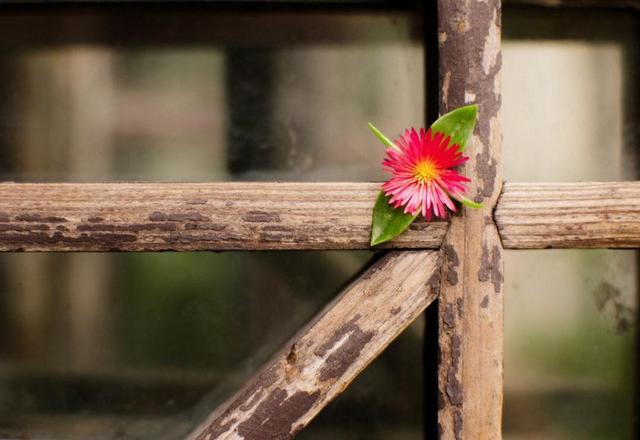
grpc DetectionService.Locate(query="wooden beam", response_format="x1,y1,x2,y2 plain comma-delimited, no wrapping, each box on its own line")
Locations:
437,1,504,439
3,181,639,252
504,0,640,9
0,0,412,4
0,182,447,251
0,8,421,50
496,182,640,249
186,250,440,440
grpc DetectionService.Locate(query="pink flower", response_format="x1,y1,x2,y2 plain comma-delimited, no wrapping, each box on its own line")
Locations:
382,128,470,220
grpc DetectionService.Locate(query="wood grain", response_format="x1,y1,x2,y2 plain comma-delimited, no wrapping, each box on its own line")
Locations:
0,0,409,3
437,1,504,439
496,182,640,249
0,182,447,251
504,0,640,9
186,250,441,440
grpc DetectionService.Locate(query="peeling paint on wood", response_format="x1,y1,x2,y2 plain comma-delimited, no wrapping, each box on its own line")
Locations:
437,0,504,438
442,244,460,286
0,182,447,251
235,389,320,439
187,251,440,440
478,244,502,294
318,327,375,382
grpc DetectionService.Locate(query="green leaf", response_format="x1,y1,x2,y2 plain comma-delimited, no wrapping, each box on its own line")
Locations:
368,122,399,151
370,191,418,246
430,104,478,151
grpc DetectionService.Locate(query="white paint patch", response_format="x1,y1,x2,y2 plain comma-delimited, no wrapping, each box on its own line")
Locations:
442,71,451,106
482,9,500,75
450,12,470,34
489,115,501,174
438,31,448,46
465,91,477,103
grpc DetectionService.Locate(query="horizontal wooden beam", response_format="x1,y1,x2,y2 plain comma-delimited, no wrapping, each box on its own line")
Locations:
3,181,638,251
0,182,447,251
496,182,640,249
0,8,420,51
504,0,640,9
0,0,411,4
186,250,440,440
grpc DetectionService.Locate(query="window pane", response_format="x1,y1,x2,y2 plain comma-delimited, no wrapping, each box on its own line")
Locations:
503,8,638,182
0,251,374,438
504,250,636,439
0,5,426,439
0,7,424,182
503,7,638,439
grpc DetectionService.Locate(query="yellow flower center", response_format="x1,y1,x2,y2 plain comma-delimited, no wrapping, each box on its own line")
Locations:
414,160,438,183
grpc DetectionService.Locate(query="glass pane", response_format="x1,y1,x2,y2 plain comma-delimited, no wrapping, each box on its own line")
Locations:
503,7,638,439
504,250,636,440
503,8,639,182
0,7,424,182
0,5,426,440
0,251,374,438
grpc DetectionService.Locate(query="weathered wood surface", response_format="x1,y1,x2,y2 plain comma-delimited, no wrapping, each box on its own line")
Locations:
187,250,440,440
496,182,640,249
437,1,504,439
504,0,640,9
4,181,638,252
0,182,447,251
0,0,409,3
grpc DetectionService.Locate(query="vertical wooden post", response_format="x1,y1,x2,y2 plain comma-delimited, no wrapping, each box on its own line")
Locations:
436,1,504,439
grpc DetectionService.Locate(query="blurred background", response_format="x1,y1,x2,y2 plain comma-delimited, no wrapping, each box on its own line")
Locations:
0,3,637,439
